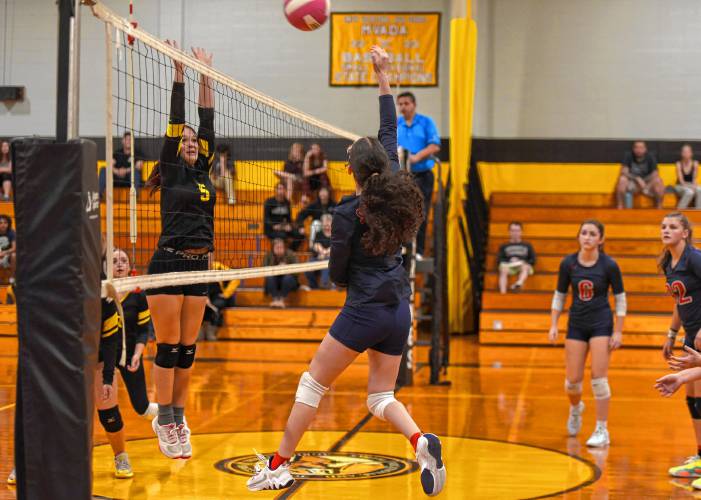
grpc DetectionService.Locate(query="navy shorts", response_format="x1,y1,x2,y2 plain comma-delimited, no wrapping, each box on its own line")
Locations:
566,322,613,342
146,247,209,296
685,330,699,349
329,300,410,356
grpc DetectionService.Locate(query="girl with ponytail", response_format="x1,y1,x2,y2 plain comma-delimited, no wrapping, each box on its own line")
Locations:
247,46,445,496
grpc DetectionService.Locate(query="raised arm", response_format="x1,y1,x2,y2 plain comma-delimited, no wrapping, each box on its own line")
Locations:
370,46,399,171
192,47,215,169
160,40,186,179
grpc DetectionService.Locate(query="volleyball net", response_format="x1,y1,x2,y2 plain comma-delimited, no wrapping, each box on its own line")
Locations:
91,2,360,295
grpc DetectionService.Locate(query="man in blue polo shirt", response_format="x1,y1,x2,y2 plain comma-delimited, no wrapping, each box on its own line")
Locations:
397,91,441,258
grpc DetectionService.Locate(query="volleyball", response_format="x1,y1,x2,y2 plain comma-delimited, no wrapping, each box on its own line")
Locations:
284,0,330,31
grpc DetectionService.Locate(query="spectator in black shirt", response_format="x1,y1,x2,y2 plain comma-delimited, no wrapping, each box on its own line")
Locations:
497,222,536,294
275,142,306,202
264,182,302,250
0,141,12,201
264,238,299,308
296,186,336,246
616,141,664,209
100,131,144,197
0,215,16,277
304,213,332,290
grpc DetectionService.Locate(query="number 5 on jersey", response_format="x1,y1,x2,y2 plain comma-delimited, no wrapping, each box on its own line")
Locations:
198,183,210,202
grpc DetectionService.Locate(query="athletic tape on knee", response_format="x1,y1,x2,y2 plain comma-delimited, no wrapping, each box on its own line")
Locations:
295,372,328,409
155,343,180,369
98,405,123,434
565,380,582,396
177,344,197,369
688,397,701,420
591,377,611,400
367,391,398,421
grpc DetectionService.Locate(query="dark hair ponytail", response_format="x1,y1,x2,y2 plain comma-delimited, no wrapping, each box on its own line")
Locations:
658,211,693,272
578,219,605,252
359,170,424,256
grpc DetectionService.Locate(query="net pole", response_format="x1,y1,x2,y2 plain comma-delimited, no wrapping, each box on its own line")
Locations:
67,0,81,140
104,22,114,280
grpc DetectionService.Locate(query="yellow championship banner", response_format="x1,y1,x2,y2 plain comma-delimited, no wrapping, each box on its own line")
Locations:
330,12,441,87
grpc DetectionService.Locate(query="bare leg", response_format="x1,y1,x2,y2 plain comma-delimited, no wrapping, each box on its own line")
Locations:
173,296,207,408
498,267,509,294
515,264,530,287
146,294,184,405
94,367,125,456
564,339,588,406
278,334,359,457
615,175,628,209
3,180,11,199
589,336,611,421
367,349,420,439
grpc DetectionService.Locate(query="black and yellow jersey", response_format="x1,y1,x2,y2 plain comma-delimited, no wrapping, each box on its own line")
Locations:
157,81,216,251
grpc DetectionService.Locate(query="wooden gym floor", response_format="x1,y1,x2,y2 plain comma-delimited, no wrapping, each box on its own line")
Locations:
0,336,699,498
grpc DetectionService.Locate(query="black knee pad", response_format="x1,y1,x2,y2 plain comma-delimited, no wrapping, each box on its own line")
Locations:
155,343,181,368
98,405,123,434
177,343,197,369
687,396,701,419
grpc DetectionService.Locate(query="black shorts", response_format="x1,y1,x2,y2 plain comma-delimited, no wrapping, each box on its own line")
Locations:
684,329,701,349
0,173,11,183
329,299,410,356
146,247,209,296
566,322,612,342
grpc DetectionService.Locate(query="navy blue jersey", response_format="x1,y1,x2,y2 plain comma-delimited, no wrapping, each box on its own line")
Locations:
664,244,701,336
556,253,624,328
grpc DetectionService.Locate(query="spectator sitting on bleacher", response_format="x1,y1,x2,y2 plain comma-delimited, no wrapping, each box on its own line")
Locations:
497,222,535,294
304,213,332,290
295,186,336,245
616,140,664,209
275,142,305,203
264,182,302,251
0,215,16,279
200,262,239,341
0,141,12,201
673,143,701,209
303,143,332,199
263,238,299,308
210,143,236,205
100,131,144,197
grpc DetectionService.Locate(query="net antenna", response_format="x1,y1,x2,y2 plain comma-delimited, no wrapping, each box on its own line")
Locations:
89,1,362,295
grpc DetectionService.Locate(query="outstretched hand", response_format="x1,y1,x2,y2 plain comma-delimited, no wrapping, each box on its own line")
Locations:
669,345,701,371
370,46,390,75
164,39,184,75
191,46,213,66
655,373,683,397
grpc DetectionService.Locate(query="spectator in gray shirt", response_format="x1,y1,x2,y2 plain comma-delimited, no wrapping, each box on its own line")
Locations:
615,141,664,209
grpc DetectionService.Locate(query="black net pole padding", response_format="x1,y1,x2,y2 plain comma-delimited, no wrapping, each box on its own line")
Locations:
430,160,450,385
12,139,101,500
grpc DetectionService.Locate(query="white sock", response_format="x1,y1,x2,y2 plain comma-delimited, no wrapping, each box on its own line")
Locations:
596,420,607,429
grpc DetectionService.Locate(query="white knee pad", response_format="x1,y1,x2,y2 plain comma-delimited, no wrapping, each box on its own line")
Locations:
367,391,398,421
565,379,583,396
295,372,329,409
591,377,611,400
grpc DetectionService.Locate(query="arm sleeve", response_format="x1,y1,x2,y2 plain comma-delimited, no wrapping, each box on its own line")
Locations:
650,154,658,172
425,117,441,146
378,95,400,172
607,258,625,295
197,106,215,171
135,293,151,346
527,243,536,266
556,257,571,294
160,81,186,183
329,209,354,287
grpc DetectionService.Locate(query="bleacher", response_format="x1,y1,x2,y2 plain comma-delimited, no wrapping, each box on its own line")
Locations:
479,190,693,347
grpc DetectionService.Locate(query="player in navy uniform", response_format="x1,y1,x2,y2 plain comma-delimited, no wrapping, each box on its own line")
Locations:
144,41,215,460
651,212,701,479
246,47,446,496
548,220,626,448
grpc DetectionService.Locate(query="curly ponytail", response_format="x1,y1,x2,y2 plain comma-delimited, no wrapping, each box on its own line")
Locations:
359,170,424,256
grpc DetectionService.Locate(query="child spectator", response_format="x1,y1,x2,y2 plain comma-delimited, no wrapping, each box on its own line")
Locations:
304,213,332,290
295,186,336,246
0,141,12,201
263,238,299,308
497,222,536,293
210,143,236,205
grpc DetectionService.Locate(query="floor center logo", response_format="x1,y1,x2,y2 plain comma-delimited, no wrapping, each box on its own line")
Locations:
216,451,418,481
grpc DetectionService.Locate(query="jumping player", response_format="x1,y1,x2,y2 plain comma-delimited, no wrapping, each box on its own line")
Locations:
655,212,701,479
246,46,446,496
548,220,626,447
145,40,216,459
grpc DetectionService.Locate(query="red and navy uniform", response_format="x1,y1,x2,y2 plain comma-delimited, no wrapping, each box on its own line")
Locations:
327,94,410,356
556,253,624,341
664,244,701,347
